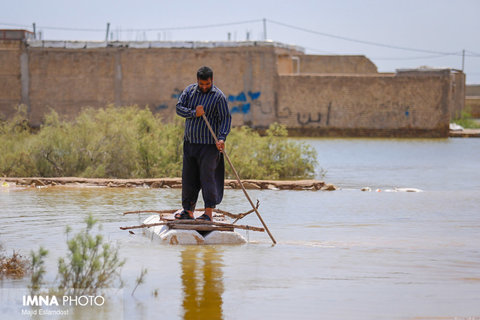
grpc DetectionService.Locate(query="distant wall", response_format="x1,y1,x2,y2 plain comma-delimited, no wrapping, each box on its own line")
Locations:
275,73,451,137
276,54,378,75
466,84,480,96
19,44,281,127
298,55,378,74
450,71,466,119
0,39,465,137
0,41,22,119
466,85,480,117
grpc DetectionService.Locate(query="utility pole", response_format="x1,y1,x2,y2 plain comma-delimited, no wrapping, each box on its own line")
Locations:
462,49,465,71
106,22,110,42
263,18,267,41
32,22,36,39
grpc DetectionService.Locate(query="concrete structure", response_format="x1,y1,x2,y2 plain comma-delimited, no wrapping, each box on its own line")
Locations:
0,33,466,137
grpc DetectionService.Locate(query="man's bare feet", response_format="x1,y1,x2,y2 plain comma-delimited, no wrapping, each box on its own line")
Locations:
205,208,213,220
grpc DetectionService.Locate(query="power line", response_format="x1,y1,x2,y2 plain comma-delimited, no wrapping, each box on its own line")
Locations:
304,47,455,60
466,50,480,57
1,19,262,33
0,22,30,28
0,21,104,32
267,19,476,57
2,18,479,60
371,53,455,60
123,19,262,32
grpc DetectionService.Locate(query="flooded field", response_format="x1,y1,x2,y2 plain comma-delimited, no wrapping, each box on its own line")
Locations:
1,138,479,319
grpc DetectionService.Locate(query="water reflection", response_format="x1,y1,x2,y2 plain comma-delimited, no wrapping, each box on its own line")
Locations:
180,246,224,320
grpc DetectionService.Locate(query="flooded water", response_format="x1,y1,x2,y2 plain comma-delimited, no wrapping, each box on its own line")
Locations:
1,138,480,319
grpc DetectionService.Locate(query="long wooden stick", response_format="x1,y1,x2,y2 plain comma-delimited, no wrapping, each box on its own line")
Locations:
169,225,234,232
123,210,176,215
201,114,277,244
120,221,265,232
123,206,258,220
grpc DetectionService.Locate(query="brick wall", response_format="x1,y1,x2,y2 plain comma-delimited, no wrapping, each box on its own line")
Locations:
0,40,464,137
275,73,451,137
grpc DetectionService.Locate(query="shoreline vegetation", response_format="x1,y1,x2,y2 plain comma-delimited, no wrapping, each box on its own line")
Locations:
2,177,337,191
1,105,319,180
452,110,480,129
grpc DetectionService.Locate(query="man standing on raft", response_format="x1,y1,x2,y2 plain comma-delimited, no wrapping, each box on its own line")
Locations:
175,66,232,221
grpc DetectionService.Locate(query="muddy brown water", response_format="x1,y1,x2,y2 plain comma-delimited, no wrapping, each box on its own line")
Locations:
1,138,479,319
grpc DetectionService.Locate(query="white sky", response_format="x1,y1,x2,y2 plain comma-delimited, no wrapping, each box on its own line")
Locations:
2,0,480,83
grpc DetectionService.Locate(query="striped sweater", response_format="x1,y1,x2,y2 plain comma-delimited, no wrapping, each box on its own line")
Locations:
176,83,231,144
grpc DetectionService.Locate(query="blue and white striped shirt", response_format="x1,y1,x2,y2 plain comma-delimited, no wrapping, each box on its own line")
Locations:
176,83,232,144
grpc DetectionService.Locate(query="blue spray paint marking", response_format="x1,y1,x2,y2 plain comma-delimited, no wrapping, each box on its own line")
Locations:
248,91,261,100
228,92,247,102
156,104,168,111
229,91,261,114
231,103,251,114
171,88,182,99
166,88,261,115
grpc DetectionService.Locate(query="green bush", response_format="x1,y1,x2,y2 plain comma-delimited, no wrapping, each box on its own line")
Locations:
227,124,317,179
0,106,317,180
452,110,480,129
29,215,125,296
57,215,125,296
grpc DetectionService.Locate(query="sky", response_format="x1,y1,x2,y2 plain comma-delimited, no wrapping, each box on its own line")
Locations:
2,0,480,83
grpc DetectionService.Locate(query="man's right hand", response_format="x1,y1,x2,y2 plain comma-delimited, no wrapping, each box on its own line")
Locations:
196,105,205,117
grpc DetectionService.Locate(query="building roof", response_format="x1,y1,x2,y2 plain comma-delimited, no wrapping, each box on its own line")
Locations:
25,39,305,52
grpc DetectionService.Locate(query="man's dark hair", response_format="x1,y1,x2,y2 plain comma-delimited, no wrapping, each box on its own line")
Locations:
197,66,213,80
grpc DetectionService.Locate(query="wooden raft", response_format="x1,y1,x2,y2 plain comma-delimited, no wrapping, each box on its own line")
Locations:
120,206,265,233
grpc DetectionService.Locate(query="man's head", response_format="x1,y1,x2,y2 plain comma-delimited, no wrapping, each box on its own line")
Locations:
197,66,213,93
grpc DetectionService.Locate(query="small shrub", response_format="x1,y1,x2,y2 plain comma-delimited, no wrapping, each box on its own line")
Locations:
131,267,148,296
0,106,318,180
29,247,48,294
227,123,318,179
28,215,126,296
57,214,126,296
0,245,31,279
452,110,480,129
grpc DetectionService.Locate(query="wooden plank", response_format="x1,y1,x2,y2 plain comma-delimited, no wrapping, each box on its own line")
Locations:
168,224,234,232
120,220,265,232
165,220,265,232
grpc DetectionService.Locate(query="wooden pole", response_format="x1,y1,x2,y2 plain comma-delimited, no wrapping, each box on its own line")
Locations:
123,206,257,220
120,220,265,232
201,114,277,244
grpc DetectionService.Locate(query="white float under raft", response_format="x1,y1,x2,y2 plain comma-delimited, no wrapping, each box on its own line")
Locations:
121,210,265,245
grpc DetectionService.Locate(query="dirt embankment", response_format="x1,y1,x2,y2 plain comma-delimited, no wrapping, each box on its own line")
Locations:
2,177,337,191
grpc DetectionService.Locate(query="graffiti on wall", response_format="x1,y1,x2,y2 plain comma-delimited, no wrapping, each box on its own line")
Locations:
155,104,168,112
296,102,332,126
294,102,413,126
297,112,322,125
154,89,262,116
228,91,261,115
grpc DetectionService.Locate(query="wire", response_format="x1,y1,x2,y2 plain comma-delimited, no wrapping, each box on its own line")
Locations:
0,22,30,28
466,50,480,57
371,53,456,60
2,18,479,59
303,47,455,60
267,19,475,57
0,21,104,32
35,26,104,32
121,19,262,32
1,19,262,33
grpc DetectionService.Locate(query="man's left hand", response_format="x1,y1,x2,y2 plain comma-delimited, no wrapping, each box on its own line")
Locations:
216,140,225,151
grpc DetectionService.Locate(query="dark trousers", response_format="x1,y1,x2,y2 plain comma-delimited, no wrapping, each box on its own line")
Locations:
182,141,225,211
